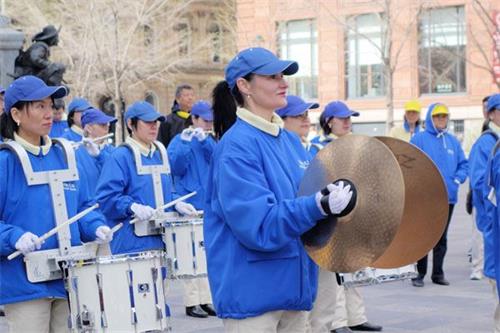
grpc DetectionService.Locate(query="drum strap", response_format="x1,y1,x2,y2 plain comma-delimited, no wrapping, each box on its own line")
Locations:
0,138,78,255
121,140,170,209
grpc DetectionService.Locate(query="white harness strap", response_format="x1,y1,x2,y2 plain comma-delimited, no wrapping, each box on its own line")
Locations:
0,139,98,282
0,138,78,256
122,140,171,236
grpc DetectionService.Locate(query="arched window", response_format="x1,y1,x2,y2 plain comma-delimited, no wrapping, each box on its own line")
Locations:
174,19,191,57
143,24,154,47
145,91,159,110
207,22,222,63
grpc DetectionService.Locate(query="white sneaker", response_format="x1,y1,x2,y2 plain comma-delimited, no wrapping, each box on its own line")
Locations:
470,272,483,280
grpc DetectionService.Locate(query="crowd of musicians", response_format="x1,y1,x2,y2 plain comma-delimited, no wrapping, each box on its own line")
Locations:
0,47,498,333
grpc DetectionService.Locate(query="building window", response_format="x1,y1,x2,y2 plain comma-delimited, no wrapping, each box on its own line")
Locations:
345,13,386,99
278,19,318,100
419,6,466,94
143,24,153,47
207,22,222,63
449,119,464,142
174,20,191,57
145,91,159,110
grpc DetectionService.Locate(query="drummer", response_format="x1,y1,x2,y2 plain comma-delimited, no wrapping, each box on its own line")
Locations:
61,97,92,142
75,107,117,196
167,100,216,318
95,101,197,255
206,47,353,332
276,95,321,157
0,75,112,332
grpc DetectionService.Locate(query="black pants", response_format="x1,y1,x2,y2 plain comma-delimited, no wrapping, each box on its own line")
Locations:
416,204,455,279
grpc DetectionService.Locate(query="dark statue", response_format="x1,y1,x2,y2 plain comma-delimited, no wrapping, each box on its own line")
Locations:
14,25,66,86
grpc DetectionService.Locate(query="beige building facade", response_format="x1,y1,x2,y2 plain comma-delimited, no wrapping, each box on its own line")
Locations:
236,0,499,149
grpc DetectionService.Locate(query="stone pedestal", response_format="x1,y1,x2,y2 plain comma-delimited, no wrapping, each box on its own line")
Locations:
0,15,24,88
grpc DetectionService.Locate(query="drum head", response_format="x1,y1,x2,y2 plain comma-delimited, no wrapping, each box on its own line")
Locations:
371,136,449,268
298,135,405,272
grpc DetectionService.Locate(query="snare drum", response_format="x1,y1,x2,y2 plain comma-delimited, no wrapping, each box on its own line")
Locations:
61,251,169,333
162,218,207,279
340,264,418,288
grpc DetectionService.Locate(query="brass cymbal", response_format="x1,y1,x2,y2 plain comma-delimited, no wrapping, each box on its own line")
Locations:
298,135,405,272
371,136,449,268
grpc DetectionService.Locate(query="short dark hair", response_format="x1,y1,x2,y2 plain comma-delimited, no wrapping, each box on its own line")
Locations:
126,117,139,135
482,96,490,104
175,84,193,98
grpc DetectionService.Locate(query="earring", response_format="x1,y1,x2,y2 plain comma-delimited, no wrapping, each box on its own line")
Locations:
15,120,20,126
247,94,251,98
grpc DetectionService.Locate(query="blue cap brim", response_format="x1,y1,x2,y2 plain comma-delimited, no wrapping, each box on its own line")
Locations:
138,113,165,122
96,114,118,124
254,60,299,76
25,85,67,102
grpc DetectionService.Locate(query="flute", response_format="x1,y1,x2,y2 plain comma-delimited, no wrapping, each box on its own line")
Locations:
72,133,114,148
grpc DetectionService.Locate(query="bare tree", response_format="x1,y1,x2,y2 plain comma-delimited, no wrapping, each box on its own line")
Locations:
319,0,426,133
468,0,500,89
6,0,236,142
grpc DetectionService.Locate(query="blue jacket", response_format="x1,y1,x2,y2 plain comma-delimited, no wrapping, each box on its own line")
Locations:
167,133,216,210
410,104,468,204
49,121,69,138
204,116,324,319
469,131,498,234
61,127,82,142
76,145,115,197
0,143,105,305
486,147,500,295
96,144,175,254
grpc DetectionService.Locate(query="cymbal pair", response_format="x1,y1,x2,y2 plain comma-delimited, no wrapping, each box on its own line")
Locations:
299,135,449,273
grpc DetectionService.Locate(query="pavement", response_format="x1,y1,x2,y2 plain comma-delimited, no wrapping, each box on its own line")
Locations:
0,185,495,332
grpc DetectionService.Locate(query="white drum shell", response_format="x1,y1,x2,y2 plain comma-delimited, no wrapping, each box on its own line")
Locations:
162,219,207,279
63,251,169,332
340,264,418,288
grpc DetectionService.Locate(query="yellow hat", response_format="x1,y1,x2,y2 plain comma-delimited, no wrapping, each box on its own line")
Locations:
404,100,421,112
431,104,449,116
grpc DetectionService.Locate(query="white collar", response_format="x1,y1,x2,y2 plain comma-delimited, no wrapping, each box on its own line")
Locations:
70,125,84,136
236,107,283,137
14,133,52,156
126,136,156,157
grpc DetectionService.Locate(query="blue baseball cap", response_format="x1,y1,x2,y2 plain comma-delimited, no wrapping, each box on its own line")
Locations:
225,47,299,90
81,107,117,128
191,100,213,121
487,93,500,112
323,101,360,119
68,97,92,113
4,75,67,114
276,95,319,118
125,101,165,123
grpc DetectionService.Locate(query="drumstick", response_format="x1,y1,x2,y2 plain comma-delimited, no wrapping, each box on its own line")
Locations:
72,133,114,148
129,192,197,224
7,204,99,260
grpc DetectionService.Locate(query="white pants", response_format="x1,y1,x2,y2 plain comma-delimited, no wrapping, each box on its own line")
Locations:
308,268,338,333
471,210,484,278
4,298,69,333
488,278,500,333
223,310,308,333
183,276,212,307
331,284,367,330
